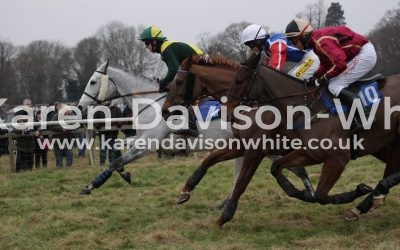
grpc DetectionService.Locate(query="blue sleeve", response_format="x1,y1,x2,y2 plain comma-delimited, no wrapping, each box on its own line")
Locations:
286,39,307,62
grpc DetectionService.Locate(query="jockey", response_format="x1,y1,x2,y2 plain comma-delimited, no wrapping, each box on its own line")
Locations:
241,24,319,79
139,25,204,137
139,25,204,93
285,18,377,131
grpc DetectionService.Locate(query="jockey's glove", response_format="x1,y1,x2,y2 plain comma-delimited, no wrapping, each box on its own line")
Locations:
306,76,329,87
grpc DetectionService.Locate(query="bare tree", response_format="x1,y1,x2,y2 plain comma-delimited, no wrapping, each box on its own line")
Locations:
368,6,400,75
73,36,102,96
296,0,327,28
15,40,73,103
197,21,254,62
96,21,158,77
0,39,18,103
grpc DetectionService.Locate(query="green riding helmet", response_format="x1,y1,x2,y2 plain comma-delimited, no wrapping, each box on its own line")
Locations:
139,26,167,41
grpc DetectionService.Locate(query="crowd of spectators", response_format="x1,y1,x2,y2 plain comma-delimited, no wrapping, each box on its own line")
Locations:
0,99,134,172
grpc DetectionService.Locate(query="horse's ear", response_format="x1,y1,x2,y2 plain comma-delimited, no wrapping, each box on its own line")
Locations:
105,58,110,74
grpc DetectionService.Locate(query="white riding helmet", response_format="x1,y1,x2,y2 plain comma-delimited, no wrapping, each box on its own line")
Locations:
241,24,267,44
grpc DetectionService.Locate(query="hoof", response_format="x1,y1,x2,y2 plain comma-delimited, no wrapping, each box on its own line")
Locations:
79,186,92,195
373,194,386,209
216,217,225,228
120,171,132,184
344,208,360,221
177,192,190,204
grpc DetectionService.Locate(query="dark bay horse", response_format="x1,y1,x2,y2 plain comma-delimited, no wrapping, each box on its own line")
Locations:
164,53,400,227
224,52,400,224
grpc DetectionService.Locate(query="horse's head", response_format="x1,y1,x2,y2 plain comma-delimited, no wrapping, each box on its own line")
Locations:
78,60,119,112
162,54,239,120
162,55,210,119
225,52,262,116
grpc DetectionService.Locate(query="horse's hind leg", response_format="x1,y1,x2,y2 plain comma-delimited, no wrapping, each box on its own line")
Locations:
347,141,400,220
178,148,244,204
270,150,317,202
215,156,244,210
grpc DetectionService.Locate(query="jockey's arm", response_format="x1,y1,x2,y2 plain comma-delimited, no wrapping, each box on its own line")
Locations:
160,51,180,85
313,38,348,80
268,41,288,71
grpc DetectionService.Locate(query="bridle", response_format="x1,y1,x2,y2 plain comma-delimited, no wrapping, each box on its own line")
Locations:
168,68,229,108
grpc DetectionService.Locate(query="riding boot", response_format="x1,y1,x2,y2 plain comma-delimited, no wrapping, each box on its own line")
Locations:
338,89,376,133
174,108,198,137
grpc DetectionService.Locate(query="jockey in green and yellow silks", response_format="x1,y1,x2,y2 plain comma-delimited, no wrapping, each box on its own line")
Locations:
139,25,203,137
139,25,203,93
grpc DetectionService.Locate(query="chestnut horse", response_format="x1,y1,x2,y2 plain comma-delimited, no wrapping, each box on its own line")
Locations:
223,52,400,225
161,56,313,204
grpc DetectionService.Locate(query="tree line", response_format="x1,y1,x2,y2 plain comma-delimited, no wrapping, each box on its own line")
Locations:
0,1,399,105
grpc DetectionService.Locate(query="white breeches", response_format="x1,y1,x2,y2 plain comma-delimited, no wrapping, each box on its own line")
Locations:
328,42,377,97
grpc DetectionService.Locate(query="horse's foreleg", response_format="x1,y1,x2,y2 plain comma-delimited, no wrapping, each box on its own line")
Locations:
178,148,243,204
287,167,315,197
213,156,245,210
217,150,263,227
270,150,316,202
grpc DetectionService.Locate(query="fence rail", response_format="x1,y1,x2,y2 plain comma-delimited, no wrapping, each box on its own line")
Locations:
0,121,136,172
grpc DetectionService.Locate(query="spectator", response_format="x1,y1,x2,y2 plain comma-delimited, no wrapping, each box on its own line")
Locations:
49,104,74,168
122,105,136,138
14,99,35,172
94,101,123,166
76,132,86,158
34,110,48,168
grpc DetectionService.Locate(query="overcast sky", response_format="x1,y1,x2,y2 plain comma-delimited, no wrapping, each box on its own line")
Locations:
1,0,399,47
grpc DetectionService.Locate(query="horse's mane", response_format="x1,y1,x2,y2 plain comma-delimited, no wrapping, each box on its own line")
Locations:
245,52,304,84
189,54,240,70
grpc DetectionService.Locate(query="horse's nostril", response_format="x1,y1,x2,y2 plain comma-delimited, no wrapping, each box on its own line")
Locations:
77,105,82,110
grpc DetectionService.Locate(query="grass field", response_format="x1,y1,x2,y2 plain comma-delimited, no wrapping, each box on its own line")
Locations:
0,148,399,249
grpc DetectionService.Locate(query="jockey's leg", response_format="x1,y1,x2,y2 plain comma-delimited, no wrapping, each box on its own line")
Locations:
338,89,377,132
175,107,198,137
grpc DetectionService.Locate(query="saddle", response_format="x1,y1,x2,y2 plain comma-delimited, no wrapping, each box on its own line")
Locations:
321,74,386,114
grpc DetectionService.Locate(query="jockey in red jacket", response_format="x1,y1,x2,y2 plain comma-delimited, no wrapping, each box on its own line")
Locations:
241,24,319,80
285,19,377,131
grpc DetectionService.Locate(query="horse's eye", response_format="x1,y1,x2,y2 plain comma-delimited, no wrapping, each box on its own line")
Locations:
90,80,96,85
